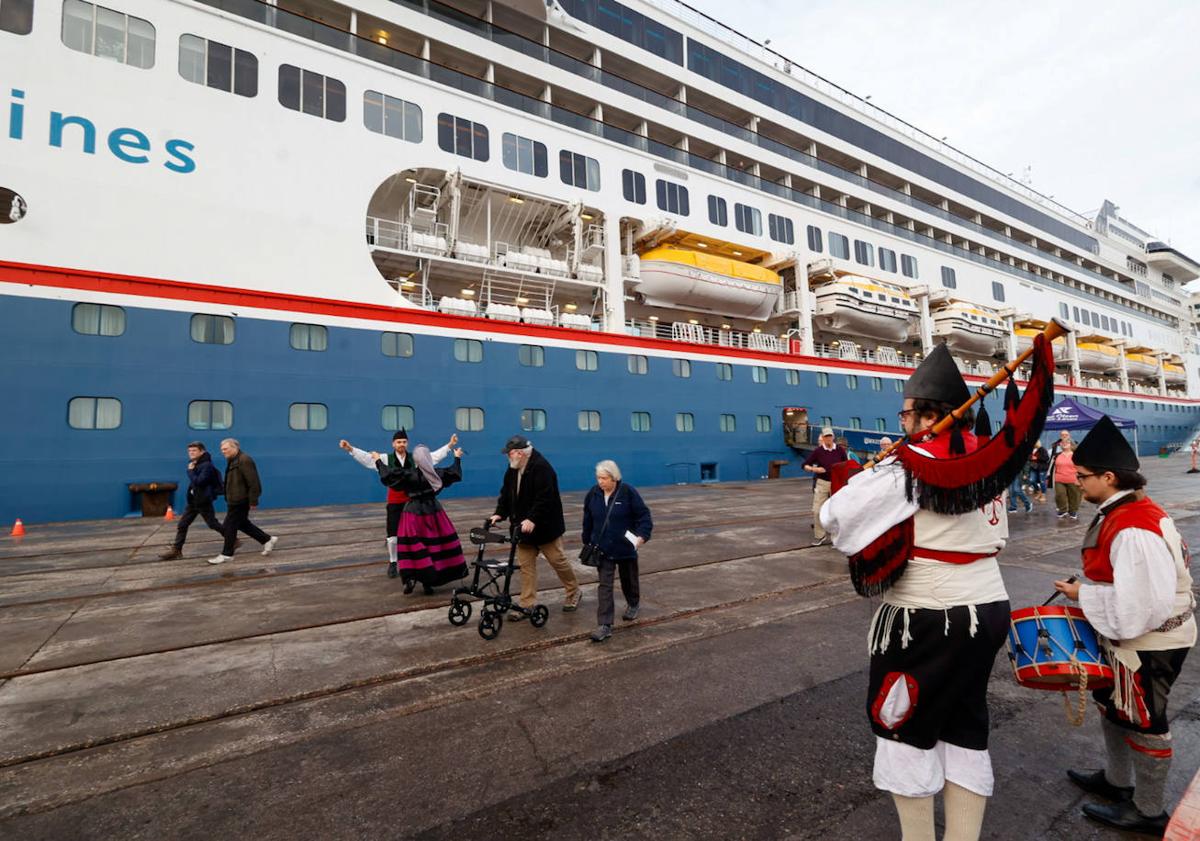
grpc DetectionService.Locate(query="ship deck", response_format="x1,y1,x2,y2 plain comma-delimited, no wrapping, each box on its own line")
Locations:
1,460,1199,839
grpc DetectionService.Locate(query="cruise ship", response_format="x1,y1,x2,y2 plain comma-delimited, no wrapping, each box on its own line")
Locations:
3,0,1199,522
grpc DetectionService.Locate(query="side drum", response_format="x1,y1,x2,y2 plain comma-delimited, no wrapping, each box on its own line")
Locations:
1007,605,1113,691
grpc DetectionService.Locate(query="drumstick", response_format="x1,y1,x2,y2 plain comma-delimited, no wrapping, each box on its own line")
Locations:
1041,576,1078,607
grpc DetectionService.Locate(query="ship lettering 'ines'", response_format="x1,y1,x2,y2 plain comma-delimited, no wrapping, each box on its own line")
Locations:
6,89,196,174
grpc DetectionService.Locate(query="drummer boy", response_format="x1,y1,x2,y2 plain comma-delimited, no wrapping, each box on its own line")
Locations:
1053,416,1196,836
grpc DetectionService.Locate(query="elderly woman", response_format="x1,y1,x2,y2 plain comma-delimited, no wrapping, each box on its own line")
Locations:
581,460,653,643
374,444,467,595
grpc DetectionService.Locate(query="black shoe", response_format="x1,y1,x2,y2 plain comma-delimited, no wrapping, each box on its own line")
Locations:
1081,800,1168,835
422,583,435,596
622,604,640,621
1067,769,1133,802
590,624,612,643
402,578,416,594
387,561,398,578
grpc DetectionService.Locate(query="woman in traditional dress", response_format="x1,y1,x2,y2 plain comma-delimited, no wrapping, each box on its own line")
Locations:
374,444,468,594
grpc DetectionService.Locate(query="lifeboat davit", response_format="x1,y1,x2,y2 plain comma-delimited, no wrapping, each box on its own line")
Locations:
636,246,780,320
929,301,1006,356
812,276,915,342
1075,341,1119,374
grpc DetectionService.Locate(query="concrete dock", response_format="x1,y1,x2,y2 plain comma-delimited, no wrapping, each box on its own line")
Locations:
1,458,1198,840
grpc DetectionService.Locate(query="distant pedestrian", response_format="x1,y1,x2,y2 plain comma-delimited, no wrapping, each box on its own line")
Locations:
875,436,894,462
581,460,652,643
489,435,581,614
1006,474,1032,514
1053,441,1082,520
375,443,467,594
209,438,277,565
837,436,861,465
802,427,848,546
1189,439,1199,474
159,441,226,560
340,429,456,577
1029,440,1050,501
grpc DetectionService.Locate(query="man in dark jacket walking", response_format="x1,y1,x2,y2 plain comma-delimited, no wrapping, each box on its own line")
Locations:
159,441,226,560
209,438,278,565
489,435,580,613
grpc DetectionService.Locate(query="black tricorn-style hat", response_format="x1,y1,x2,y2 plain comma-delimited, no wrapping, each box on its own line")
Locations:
1073,415,1139,473
392,428,409,442
501,434,531,453
904,344,971,406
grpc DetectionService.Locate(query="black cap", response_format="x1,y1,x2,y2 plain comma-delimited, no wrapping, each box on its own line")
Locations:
392,428,408,442
187,441,206,451
1073,415,1139,473
904,344,971,406
501,434,531,453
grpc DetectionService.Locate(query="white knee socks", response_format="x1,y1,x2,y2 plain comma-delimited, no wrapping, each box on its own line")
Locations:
890,794,935,841
942,782,987,841
386,536,398,564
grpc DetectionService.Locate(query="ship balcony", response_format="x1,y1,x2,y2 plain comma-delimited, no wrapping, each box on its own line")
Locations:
1145,242,1200,282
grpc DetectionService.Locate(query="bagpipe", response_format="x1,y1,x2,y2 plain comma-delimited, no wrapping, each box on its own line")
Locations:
831,318,1069,596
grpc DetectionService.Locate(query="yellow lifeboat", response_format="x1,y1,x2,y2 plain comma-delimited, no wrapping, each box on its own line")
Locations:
1164,362,1186,385
1075,341,1119,374
1122,352,1161,381
812,275,916,342
635,246,781,320
1013,326,1066,361
930,301,1006,356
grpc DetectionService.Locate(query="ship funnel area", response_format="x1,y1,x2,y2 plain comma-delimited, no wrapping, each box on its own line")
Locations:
365,167,606,329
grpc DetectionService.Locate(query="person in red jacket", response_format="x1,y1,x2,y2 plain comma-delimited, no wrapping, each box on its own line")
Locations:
1055,416,1196,835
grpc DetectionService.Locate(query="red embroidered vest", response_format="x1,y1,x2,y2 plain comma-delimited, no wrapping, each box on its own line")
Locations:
1081,496,1167,583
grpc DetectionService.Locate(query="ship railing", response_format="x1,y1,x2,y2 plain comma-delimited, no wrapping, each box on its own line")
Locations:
366,217,411,251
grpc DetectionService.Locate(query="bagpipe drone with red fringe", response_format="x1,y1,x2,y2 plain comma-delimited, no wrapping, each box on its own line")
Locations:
831,318,1069,596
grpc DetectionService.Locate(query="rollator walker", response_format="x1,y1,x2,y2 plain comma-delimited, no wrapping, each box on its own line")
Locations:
448,520,549,640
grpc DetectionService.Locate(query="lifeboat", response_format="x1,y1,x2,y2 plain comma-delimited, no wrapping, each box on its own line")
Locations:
811,276,916,342
1121,353,1161,381
1075,341,1120,374
1013,327,1066,361
635,246,780,320
929,301,1006,356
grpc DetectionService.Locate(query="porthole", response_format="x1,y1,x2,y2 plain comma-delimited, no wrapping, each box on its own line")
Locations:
1,188,27,223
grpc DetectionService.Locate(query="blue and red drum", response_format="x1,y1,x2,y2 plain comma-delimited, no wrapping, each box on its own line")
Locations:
1007,605,1113,691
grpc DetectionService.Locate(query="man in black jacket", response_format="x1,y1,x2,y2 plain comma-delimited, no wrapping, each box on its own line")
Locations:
489,435,581,614
159,441,226,560
210,438,277,565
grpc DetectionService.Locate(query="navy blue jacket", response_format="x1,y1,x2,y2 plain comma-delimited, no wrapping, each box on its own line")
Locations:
580,482,653,561
187,451,224,504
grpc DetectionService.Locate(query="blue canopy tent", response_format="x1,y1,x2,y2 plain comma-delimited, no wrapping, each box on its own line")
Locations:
1043,397,1139,452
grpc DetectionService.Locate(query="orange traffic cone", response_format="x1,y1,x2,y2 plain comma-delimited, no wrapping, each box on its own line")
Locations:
164,506,175,521
10,519,25,537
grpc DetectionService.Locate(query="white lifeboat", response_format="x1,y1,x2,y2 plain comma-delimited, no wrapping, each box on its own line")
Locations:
635,246,780,320
1013,326,1066,361
929,301,1006,356
1120,352,1162,381
1164,362,1186,385
1075,341,1120,374
811,276,916,343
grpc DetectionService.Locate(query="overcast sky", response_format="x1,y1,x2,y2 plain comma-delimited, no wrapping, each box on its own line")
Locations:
684,0,1200,279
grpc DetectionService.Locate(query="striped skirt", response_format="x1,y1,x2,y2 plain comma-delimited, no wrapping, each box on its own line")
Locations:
395,497,467,586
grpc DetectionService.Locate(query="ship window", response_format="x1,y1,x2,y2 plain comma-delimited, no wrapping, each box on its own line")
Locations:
875,418,887,431
381,404,415,431
872,377,882,391
768,214,794,244
68,396,121,429
71,303,125,336
364,91,422,143
673,358,691,378
437,113,488,161
719,413,736,432
1057,302,1068,320
627,354,648,374
62,0,155,68
188,400,233,431
1101,315,1110,331
846,375,858,390
655,180,689,215
454,338,483,362
576,350,599,371
289,403,328,431
278,64,345,121
381,332,414,357
707,195,728,226
521,408,547,432
940,266,957,289
455,407,485,432
622,169,646,204
734,203,762,236
676,412,694,432
716,362,732,381
179,35,257,97
578,410,601,432
850,417,862,430
901,254,918,278
190,314,234,344
817,372,829,387
631,411,651,432
559,150,600,191
786,370,799,385
557,0,683,64
853,240,874,267
502,132,547,177
829,233,850,260
806,225,823,253
755,414,771,433
1,0,33,34
879,248,897,273
894,380,903,392
1080,310,1091,327
518,344,544,367
991,281,1005,302
1072,306,1080,321
289,323,327,351
751,366,767,383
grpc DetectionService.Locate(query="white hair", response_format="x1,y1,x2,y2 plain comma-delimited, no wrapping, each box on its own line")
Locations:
220,437,240,450
594,459,622,481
